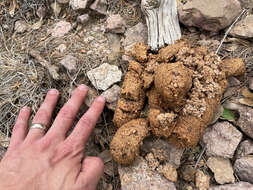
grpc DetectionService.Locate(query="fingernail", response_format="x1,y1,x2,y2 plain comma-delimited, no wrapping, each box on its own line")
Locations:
97,96,106,103
48,89,59,95
21,106,30,112
78,84,88,91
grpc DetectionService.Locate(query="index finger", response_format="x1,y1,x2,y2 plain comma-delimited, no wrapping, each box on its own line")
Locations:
44,85,88,142
65,96,105,148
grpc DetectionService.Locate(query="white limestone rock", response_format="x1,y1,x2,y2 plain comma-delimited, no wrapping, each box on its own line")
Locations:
101,85,121,110
51,21,72,38
119,157,177,190
231,15,253,39
60,55,78,73
178,0,242,32
234,156,253,184
207,157,235,184
70,0,90,10
209,182,253,190
106,14,126,34
201,122,242,158
87,63,122,91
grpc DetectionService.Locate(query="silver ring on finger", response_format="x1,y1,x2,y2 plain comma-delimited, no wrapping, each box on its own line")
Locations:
30,123,47,131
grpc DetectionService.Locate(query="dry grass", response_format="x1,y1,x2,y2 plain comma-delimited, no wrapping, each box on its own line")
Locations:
0,0,51,134
0,49,52,134
0,0,49,36
0,2,109,136
0,3,117,182
0,28,109,131
0,46,117,188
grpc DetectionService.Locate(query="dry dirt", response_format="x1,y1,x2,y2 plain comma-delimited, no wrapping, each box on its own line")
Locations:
0,0,253,190
111,39,245,166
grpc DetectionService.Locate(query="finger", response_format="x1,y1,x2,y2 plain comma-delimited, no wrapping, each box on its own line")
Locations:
45,85,88,141
77,156,104,190
8,106,31,150
65,96,105,149
25,89,59,142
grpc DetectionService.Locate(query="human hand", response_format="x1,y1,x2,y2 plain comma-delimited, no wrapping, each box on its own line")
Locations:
0,85,105,190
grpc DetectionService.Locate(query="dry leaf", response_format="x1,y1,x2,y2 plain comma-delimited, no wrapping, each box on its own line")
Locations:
9,0,18,17
239,98,253,107
104,162,114,176
225,37,251,47
51,2,61,17
106,184,113,190
241,88,253,99
29,50,60,80
36,6,46,19
223,101,241,111
31,18,43,30
98,150,112,163
209,105,224,124
226,44,238,52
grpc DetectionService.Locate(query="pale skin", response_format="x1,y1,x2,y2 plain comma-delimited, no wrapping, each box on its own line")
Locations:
0,84,105,190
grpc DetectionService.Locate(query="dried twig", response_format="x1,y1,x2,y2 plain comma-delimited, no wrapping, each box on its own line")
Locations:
216,9,247,55
110,0,119,12
0,25,10,53
29,49,59,80
194,145,207,170
141,0,181,51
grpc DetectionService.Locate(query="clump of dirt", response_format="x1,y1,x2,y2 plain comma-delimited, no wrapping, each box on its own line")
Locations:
145,152,178,182
149,109,177,138
113,61,146,127
222,58,246,77
110,39,246,165
110,118,149,165
154,62,193,110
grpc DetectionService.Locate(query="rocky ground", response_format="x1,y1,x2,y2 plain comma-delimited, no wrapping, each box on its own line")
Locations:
0,0,253,189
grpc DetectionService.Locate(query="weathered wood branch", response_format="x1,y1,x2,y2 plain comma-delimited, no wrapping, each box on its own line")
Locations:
141,0,181,51
29,50,60,80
